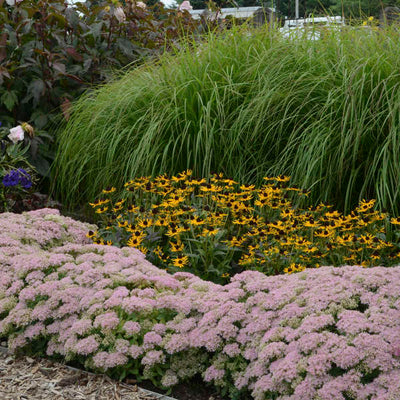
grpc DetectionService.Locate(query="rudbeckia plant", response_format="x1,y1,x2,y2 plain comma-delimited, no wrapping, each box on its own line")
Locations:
88,171,400,283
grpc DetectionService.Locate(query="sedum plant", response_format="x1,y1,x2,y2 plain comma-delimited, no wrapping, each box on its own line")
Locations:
1,209,400,399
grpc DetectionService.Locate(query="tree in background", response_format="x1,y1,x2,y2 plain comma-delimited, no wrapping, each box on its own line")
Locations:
331,0,400,18
176,0,400,17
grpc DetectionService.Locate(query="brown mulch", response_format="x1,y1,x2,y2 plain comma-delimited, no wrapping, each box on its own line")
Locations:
0,348,174,400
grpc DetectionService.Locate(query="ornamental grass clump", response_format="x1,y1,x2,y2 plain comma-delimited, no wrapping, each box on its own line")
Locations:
87,171,400,283
55,24,400,214
1,210,400,399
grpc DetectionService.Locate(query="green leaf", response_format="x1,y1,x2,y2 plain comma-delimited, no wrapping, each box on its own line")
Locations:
28,80,45,103
6,143,29,159
31,155,50,177
66,47,84,62
1,91,18,112
116,38,136,57
34,114,48,130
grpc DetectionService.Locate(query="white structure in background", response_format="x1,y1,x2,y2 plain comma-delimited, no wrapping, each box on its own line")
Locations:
189,6,275,20
280,16,345,40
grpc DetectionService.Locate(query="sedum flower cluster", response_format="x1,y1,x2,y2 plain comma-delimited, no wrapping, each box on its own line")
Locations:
89,171,400,283
1,209,400,399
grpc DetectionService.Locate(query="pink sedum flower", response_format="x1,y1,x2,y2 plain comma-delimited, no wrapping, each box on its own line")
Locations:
2,210,400,399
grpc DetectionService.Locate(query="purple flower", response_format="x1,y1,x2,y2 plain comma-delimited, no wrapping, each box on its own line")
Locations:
2,168,32,189
18,168,32,189
2,170,20,187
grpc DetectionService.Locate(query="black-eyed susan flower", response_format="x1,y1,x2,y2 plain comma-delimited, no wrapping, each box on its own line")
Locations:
359,234,374,246
283,265,294,274
325,210,341,218
166,226,185,237
268,221,287,230
391,217,400,225
124,180,135,187
138,218,153,229
172,255,189,268
189,216,205,226
105,222,113,230
115,199,126,207
153,245,164,259
370,251,380,260
357,199,376,213
118,220,128,228
187,177,206,186
255,198,269,207
112,204,124,213
240,184,255,191
233,216,248,226
200,184,220,193
224,236,245,247
131,229,145,239
314,229,334,238
222,178,237,186
201,228,219,237
95,206,109,214
275,175,290,182
238,254,255,266
138,246,148,254
127,235,144,248
86,230,97,238
89,198,110,207
344,254,357,263
303,219,320,228
125,224,135,233
102,186,116,194
155,217,169,226
170,240,184,252
171,174,186,183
